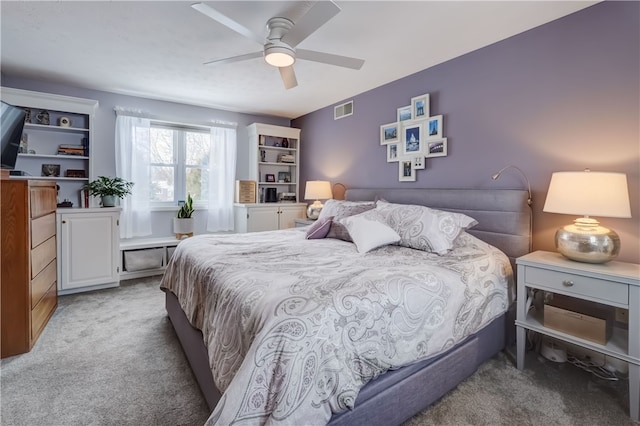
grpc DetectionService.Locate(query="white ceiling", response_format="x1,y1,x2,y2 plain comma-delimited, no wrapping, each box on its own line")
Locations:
1,1,597,119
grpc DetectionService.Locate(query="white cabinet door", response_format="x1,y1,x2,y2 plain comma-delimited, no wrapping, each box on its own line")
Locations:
58,210,119,292
247,206,279,232
278,206,306,229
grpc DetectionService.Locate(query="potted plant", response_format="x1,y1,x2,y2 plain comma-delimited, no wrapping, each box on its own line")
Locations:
174,193,195,238
83,176,134,207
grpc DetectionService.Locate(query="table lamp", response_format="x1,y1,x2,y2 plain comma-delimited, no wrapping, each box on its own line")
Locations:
543,169,631,263
304,180,332,220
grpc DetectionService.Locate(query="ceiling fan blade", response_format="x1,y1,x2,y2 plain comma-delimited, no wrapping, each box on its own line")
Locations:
204,51,263,66
191,3,265,46
279,66,298,90
296,49,365,70
281,1,340,47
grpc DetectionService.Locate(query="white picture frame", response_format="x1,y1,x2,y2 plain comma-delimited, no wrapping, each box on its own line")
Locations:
411,94,429,120
380,122,399,145
399,159,416,182
401,120,424,157
397,105,412,122
387,143,399,162
425,138,448,158
426,115,443,139
412,155,425,169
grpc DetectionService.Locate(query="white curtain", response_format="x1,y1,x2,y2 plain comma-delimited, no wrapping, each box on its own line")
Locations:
115,111,152,238
207,126,236,231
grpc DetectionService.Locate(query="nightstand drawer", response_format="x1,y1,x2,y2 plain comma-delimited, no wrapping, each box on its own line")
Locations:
525,266,628,305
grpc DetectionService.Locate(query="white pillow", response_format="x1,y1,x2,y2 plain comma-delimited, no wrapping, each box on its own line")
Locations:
374,201,478,255
340,211,400,253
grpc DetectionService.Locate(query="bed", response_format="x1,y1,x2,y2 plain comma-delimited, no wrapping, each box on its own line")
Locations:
160,188,532,425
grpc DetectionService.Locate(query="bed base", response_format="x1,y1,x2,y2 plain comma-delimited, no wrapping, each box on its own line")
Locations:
165,290,508,425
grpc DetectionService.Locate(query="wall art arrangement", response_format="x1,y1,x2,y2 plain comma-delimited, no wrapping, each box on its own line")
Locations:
379,93,447,182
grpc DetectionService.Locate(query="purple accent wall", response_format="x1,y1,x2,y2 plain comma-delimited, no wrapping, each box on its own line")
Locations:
293,1,639,263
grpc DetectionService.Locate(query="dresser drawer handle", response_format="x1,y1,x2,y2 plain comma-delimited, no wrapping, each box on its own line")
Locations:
562,280,574,287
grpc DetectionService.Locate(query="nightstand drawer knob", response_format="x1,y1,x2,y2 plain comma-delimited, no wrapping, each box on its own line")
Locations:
562,280,574,287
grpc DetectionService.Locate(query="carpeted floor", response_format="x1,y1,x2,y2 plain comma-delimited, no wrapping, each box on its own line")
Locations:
0,278,635,425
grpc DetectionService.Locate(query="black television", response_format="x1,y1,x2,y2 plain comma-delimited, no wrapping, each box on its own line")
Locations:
1,100,26,170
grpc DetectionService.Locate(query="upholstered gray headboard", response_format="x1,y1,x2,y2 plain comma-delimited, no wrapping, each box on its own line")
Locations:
345,188,532,267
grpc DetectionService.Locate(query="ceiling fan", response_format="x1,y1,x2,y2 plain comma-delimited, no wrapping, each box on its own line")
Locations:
192,1,365,89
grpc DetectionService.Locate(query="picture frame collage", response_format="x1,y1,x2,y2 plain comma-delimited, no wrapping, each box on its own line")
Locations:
379,93,447,182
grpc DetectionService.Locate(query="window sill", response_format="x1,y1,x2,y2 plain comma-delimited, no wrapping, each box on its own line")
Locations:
149,205,208,212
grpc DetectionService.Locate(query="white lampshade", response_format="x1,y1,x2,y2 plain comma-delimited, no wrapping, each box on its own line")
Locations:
543,171,631,218
543,170,631,263
304,181,332,201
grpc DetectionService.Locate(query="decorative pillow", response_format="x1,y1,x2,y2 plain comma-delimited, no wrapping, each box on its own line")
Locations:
324,201,376,241
305,216,334,239
374,201,478,254
317,199,376,222
340,211,400,253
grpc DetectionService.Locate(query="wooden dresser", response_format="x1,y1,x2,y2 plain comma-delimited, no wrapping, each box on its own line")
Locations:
1,179,58,358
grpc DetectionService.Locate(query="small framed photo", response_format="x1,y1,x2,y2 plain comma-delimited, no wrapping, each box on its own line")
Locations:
412,156,425,170
387,143,399,162
411,94,429,120
277,171,291,183
426,115,443,139
425,138,448,158
401,120,423,157
399,159,416,182
397,105,412,122
265,173,275,182
41,164,60,177
380,122,399,145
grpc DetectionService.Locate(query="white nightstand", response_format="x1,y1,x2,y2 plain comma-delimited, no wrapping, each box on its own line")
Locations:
515,251,640,421
294,218,316,227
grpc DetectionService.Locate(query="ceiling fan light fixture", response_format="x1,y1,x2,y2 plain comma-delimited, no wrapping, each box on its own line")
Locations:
264,46,295,67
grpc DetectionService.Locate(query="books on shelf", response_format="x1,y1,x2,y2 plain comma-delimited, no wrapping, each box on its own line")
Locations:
57,144,85,156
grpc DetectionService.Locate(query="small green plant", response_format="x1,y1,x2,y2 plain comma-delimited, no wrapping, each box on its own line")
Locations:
177,193,194,218
83,176,134,198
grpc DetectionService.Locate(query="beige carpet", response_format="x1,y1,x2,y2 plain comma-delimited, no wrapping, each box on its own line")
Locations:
1,278,634,425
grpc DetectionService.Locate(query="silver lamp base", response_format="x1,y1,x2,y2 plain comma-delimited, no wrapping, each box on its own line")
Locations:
307,200,324,220
555,218,621,264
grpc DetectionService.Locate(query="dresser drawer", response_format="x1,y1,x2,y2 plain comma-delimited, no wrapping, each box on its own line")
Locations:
524,266,628,305
31,260,57,309
31,236,56,279
29,184,56,219
31,212,56,248
31,282,57,341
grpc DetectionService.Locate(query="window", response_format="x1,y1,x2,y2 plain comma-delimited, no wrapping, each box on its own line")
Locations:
149,123,210,205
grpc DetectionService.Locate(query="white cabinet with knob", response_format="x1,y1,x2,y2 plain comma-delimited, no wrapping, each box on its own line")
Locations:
56,208,121,294
234,203,306,233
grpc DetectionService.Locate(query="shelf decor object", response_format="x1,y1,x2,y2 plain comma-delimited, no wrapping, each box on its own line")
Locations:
304,180,332,220
543,169,631,263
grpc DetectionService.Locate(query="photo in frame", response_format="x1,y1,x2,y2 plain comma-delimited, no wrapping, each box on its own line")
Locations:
397,105,412,122
411,94,429,120
41,164,60,177
387,143,399,162
399,159,416,182
401,121,423,157
277,171,291,183
265,173,276,182
380,122,399,145
425,138,448,158
426,115,443,139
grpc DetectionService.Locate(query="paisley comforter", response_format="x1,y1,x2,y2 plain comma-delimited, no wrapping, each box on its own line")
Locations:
160,227,512,425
